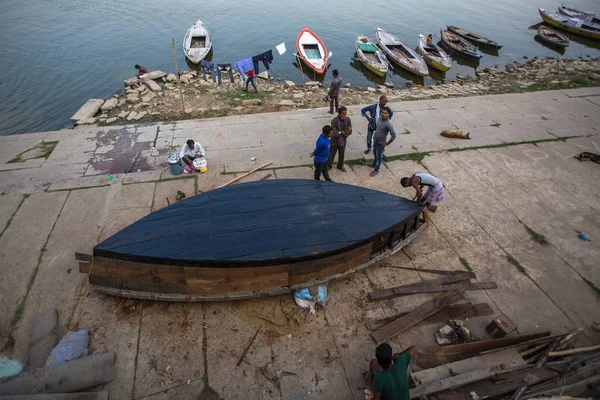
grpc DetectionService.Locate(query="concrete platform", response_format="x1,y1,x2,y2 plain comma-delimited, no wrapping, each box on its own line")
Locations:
0,88,599,399
70,99,105,122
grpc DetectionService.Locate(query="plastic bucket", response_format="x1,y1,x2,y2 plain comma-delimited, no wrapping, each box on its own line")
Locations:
193,157,208,173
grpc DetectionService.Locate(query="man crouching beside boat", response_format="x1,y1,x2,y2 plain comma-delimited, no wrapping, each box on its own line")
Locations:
180,139,205,173
401,172,444,212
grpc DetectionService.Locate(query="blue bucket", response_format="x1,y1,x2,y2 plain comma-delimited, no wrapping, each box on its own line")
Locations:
168,155,183,175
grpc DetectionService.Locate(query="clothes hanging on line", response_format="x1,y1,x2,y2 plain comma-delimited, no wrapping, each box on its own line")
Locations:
252,49,274,73
199,61,216,83
276,42,286,56
217,63,235,85
234,58,254,82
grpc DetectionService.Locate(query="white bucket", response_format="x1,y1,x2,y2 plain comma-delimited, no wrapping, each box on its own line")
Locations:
193,157,208,173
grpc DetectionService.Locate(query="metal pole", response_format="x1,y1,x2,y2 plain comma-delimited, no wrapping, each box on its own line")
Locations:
172,38,186,114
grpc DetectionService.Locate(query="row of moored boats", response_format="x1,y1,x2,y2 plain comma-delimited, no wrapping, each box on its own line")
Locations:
537,5,600,49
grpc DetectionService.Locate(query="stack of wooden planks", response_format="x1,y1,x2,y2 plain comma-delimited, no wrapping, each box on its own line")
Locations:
408,328,600,399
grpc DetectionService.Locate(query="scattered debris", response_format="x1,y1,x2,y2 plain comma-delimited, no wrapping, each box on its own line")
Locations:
435,320,471,345
485,313,517,338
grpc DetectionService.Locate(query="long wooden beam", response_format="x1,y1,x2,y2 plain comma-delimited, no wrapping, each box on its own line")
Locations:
432,332,552,357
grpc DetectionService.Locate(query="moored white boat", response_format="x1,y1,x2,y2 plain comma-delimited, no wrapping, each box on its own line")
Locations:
355,35,389,78
296,26,328,75
416,34,452,72
183,20,212,64
376,28,428,77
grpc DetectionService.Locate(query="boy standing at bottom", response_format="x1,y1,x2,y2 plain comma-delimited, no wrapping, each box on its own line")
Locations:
365,343,418,400
310,125,333,182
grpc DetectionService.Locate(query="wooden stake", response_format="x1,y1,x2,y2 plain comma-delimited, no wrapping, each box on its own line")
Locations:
216,162,273,189
237,327,260,367
547,344,600,357
171,38,186,114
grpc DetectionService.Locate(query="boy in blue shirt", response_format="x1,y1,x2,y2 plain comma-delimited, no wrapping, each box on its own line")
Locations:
310,125,333,182
365,343,417,400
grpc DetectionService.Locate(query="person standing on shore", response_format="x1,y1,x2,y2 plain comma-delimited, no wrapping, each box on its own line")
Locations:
325,70,343,114
328,106,352,172
135,64,148,78
367,107,396,177
310,125,333,182
243,69,257,92
361,96,393,155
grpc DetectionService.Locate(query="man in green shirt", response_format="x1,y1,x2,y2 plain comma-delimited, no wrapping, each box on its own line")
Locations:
367,343,418,400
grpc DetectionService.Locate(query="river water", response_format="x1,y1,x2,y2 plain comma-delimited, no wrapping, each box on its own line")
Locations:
1,0,599,136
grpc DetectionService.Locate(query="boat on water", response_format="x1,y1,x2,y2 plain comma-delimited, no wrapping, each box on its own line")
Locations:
76,180,427,301
416,34,452,72
539,8,600,41
558,4,600,24
355,35,389,78
446,25,503,49
537,26,569,48
183,20,212,64
296,26,328,75
376,28,428,77
440,30,483,60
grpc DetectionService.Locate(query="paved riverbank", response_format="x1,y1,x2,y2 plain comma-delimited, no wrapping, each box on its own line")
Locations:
0,88,599,399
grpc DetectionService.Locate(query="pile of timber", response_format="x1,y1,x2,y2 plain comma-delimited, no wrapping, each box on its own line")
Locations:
409,328,600,399
367,268,497,343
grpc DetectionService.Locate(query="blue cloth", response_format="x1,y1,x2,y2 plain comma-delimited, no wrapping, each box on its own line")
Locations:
200,61,216,83
46,329,89,366
313,134,330,163
252,49,274,73
234,58,254,82
373,142,384,172
361,104,394,131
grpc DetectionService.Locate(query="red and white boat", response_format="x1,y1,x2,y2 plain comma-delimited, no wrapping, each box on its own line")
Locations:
296,26,328,75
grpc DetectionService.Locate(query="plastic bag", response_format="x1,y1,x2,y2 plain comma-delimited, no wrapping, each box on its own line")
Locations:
293,284,328,314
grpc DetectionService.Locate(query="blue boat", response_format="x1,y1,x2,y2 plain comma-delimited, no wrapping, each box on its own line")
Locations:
76,179,428,301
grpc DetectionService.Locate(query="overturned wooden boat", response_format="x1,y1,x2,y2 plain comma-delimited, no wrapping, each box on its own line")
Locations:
296,26,328,75
537,26,570,48
539,8,600,41
416,34,452,72
558,4,600,24
447,25,503,49
440,29,483,60
376,28,429,77
76,180,427,301
183,20,212,64
355,35,389,78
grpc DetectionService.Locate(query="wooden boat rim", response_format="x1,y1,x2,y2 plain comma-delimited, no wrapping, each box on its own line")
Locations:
296,26,328,74
355,35,388,74
183,19,212,63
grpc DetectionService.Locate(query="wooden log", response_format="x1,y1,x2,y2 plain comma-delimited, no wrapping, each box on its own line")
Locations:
371,290,464,344
409,364,530,398
216,162,273,189
368,282,497,302
522,363,600,397
547,344,600,357
385,266,474,276
432,332,551,357
480,328,583,355
366,303,494,331
411,348,526,386
524,374,600,398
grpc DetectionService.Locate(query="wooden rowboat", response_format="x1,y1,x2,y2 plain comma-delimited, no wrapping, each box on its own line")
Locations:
376,28,428,77
537,26,570,48
539,8,600,41
183,20,212,64
416,34,452,72
447,25,503,49
558,4,600,24
76,180,427,301
440,30,483,60
296,26,328,75
355,35,389,78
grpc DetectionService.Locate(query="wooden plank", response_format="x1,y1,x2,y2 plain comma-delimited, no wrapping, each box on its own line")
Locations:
366,303,494,331
75,252,92,262
480,328,583,355
93,257,185,285
432,332,552,357
399,273,475,288
368,282,497,301
451,368,558,399
89,274,188,295
79,262,91,274
288,242,371,286
185,264,289,295
522,363,600,397
547,344,600,357
411,348,525,386
385,266,473,276
371,290,464,344
409,365,530,398
524,374,600,397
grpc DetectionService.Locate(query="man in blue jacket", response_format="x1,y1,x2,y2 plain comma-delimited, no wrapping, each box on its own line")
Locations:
361,96,393,155
310,125,333,182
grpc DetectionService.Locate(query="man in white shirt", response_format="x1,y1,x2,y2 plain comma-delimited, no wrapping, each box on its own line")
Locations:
180,139,205,171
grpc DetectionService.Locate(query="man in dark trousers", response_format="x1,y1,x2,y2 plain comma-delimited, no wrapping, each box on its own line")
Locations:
310,125,333,181
325,70,343,114
365,343,418,400
361,96,393,155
